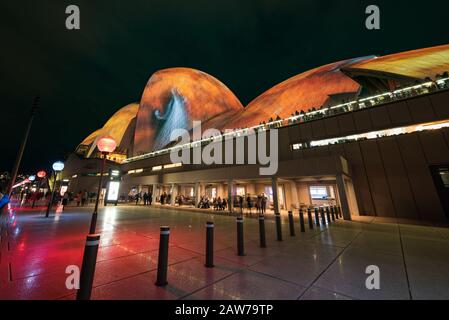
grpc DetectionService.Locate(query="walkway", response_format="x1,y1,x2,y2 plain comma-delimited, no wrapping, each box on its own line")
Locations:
1,204,449,300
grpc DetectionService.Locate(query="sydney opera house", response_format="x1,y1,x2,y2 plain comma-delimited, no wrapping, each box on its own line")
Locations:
63,44,449,222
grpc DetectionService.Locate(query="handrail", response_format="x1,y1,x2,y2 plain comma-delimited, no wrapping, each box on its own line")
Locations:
123,77,449,164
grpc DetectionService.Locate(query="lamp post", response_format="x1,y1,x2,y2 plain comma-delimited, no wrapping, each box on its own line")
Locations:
32,170,47,208
7,96,40,197
45,161,64,218
89,136,116,234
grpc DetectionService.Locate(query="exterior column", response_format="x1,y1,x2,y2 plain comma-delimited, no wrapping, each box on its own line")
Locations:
336,174,352,221
170,183,178,206
195,182,201,207
271,176,280,213
227,179,233,214
289,181,299,210
151,184,157,203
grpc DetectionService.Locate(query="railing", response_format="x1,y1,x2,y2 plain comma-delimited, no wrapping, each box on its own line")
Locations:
123,77,449,164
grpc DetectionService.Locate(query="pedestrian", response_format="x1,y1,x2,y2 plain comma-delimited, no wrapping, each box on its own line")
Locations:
222,198,227,211
62,192,69,210
149,191,153,205
238,195,244,214
135,192,140,205
75,191,81,206
246,194,253,215
81,190,87,206
167,193,171,205
256,195,262,214
261,193,267,214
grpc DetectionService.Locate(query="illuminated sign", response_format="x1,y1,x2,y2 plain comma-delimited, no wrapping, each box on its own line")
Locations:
60,186,68,196
163,162,182,169
104,168,121,206
107,181,120,201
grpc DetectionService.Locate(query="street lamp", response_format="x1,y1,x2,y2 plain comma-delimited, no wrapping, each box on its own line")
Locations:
89,136,116,234
32,170,47,208
37,170,47,179
45,161,64,217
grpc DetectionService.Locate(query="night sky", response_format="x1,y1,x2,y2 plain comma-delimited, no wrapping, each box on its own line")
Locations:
1,0,448,174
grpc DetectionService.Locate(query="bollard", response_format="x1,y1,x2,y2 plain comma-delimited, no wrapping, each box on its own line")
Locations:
258,215,267,248
320,207,326,226
299,208,306,233
331,206,336,221
326,207,331,224
155,226,170,286
76,234,101,300
237,216,245,256
288,211,295,236
314,207,320,226
307,208,313,230
205,222,214,268
275,213,283,241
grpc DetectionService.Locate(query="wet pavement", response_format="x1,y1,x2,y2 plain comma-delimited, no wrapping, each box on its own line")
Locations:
1,204,449,300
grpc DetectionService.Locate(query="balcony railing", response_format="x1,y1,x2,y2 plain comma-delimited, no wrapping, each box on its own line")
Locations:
123,77,449,164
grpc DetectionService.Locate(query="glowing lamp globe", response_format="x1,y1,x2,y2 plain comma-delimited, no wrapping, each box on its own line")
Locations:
52,161,65,172
28,175,36,182
97,136,117,154
37,170,47,178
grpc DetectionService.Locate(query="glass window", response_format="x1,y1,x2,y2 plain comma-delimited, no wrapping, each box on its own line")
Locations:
236,187,245,196
439,169,449,188
310,186,328,199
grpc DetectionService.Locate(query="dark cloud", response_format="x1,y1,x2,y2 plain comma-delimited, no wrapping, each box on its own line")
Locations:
1,0,448,173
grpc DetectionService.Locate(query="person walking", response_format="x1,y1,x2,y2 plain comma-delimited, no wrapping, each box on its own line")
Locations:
261,194,267,214
75,191,81,206
81,190,87,206
246,194,253,215
148,191,153,205
62,192,69,210
256,195,262,214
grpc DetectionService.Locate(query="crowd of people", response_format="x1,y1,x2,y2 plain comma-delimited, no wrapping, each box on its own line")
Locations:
235,194,268,215
196,193,269,215
134,191,154,205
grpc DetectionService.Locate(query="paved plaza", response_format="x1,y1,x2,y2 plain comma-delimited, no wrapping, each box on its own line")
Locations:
1,205,449,300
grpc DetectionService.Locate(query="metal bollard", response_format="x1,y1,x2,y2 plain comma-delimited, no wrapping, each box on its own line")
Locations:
299,208,306,233
205,222,214,268
288,211,295,236
76,234,101,300
275,213,283,241
307,208,313,230
155,226,170,286
314,207,320,226
320,207,326,226
237,216,245,256
258,215,266,248
331,206,336,221
326,207,331,224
